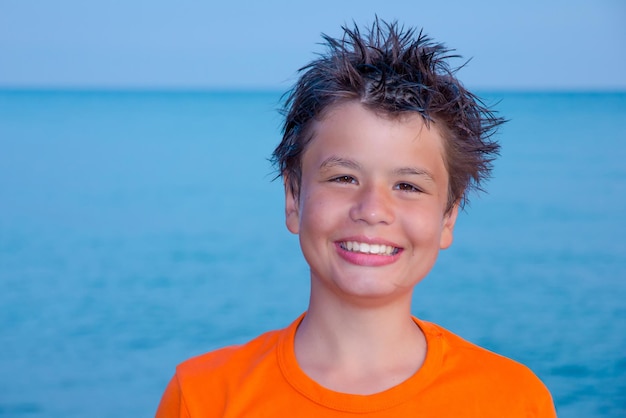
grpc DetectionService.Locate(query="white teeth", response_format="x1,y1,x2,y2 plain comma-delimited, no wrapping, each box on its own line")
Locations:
341,241,397,256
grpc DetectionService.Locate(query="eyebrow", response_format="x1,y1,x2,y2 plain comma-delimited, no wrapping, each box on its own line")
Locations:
319,156,436,182
392,167,436,183
319,156,361,171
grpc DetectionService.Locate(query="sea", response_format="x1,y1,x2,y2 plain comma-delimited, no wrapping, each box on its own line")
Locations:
0,90,624,417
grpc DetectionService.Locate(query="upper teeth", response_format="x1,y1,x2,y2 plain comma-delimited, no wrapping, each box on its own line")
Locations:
342,241,397,255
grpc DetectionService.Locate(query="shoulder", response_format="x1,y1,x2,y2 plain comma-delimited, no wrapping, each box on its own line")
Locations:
417,319,556,416
420,319,541,378
176,327,283,383
156,326,289,418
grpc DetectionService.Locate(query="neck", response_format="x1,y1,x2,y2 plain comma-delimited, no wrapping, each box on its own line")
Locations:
293,282,426,394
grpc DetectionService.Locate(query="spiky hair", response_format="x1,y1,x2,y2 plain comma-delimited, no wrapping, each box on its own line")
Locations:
272,18,503,211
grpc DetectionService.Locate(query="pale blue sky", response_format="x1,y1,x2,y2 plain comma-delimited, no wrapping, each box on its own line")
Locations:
1,0,624,90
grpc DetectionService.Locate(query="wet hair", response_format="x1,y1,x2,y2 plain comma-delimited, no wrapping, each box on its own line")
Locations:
272,18,504,212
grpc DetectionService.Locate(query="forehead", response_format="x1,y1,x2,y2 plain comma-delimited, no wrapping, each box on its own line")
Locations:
309,101,445,151
310,100,446,140
303,101,448,176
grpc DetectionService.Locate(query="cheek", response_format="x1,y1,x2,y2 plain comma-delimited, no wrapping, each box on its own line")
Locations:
402,210,446,245
297,191,323,228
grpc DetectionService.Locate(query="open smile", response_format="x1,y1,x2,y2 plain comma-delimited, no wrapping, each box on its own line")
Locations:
339,241,400,256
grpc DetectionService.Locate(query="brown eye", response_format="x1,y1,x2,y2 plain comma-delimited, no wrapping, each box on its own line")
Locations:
395,183,421,192
332,175,356,184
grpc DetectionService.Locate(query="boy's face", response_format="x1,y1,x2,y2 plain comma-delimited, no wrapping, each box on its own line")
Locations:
285,101,458,304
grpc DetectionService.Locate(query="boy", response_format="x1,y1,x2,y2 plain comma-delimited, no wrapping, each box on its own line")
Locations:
156,19,556,417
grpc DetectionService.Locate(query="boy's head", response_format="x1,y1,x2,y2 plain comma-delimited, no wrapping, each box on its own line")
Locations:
272,19,503,212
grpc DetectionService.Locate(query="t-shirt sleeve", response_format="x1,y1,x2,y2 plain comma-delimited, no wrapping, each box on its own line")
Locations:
155,374,191,418
533,383,558,418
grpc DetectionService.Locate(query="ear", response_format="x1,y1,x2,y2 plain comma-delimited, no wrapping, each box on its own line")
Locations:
439,202,459,250
284,177,300,234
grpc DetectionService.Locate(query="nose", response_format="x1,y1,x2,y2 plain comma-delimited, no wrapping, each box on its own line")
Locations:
349,183,395,225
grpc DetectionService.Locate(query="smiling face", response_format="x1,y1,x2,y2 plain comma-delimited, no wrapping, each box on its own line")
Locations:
285,101,458,306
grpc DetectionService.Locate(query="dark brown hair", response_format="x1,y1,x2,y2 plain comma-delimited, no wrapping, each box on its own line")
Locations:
272,19,504,211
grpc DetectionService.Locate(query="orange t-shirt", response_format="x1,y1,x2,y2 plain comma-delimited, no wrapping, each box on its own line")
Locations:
156,314,556,417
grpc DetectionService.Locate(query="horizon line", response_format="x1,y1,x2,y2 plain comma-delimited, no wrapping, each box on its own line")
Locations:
1,85,625,95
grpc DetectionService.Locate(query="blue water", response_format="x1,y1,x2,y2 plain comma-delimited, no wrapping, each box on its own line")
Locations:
0,90,624,417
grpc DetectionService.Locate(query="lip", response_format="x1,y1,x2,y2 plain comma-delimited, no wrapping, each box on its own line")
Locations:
334,236,403,267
